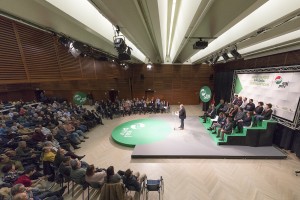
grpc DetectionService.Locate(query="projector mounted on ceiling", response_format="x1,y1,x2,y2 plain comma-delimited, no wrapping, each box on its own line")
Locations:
186,36,217,50
193,39,208,49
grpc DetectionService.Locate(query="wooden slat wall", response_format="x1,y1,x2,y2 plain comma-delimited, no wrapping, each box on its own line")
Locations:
0,16,213,104
16,23,61,80
57,44,82,79
214,49,300,71
0,18,27,81
131,64,214,104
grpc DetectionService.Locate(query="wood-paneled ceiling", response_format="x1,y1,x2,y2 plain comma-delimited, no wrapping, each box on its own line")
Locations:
0,0,300,64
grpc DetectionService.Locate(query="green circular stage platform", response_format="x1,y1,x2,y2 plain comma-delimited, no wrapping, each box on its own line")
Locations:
112,119,172,147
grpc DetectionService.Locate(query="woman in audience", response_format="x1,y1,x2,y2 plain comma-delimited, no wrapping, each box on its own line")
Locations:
14,166,48,190
106,166,121,183
1,163,21,186
85,164,107,187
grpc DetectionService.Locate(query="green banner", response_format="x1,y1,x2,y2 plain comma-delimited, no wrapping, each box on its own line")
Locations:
73,91,87,105
199,86,212,103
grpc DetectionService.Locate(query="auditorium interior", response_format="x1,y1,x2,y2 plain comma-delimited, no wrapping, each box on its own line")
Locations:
1,1,300,200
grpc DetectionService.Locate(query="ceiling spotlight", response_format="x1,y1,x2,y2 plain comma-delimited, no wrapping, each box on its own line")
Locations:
121,63,129,70
146,63,152,70
193,38,208,49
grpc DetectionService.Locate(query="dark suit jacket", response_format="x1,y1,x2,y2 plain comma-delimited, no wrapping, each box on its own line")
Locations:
242,116,252,126
223,122,233,133
179,107,186,119
208,108,216,119
262,109,272,120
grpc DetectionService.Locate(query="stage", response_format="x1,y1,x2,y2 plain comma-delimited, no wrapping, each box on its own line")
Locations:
112,115,287,159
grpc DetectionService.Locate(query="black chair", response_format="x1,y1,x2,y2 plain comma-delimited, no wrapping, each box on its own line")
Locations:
70,179,88,200
87,182,102,200
143,176,164,200
125,184,144,200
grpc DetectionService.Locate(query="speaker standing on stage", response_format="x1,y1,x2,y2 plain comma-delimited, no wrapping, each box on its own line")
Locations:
178,104,186,130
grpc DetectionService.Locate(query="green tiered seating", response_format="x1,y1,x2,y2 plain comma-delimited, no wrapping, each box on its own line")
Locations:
200,117,277,145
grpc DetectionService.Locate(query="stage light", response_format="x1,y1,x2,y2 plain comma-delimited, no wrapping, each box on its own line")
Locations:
204,60,210,65
114,37,126,53
146,63,152,70
212,54,219,64
230,46,242,59
222,52,230,62
68,42,81,58
58,36,69,47
121,63,129,70
118,46,132,61
193,39,208,49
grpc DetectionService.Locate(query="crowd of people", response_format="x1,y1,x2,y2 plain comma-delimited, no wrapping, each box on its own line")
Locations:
0,97,158,199
201,94,273,141
94,97,170,119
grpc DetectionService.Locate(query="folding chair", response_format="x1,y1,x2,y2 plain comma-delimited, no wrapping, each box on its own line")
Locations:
125,184,144,200
143,176,164,200
71,179,88,200
87,182,102,200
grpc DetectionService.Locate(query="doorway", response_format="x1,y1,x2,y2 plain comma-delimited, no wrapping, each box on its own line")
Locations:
108,90,118,102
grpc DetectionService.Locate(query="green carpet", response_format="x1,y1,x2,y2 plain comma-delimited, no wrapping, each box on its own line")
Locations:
112,118,172,147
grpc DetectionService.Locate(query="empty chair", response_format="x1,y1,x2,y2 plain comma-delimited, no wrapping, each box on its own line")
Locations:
143,176,164,200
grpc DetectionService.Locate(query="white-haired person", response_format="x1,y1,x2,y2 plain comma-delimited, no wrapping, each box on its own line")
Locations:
178,104,186,130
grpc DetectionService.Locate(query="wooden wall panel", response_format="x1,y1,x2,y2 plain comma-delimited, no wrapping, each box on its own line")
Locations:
57,45,82,79
0,16,212,104
0,17,27,81
81,57,96,79
215,49,300,71
130,64,213,104
285,50,300,65
16,23,60,80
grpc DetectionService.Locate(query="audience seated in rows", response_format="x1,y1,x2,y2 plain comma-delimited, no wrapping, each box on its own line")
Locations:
205,95,273,141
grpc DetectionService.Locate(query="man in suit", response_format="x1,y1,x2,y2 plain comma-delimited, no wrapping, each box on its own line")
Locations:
178,104,186,130
202,104,216,123
216,117,233,141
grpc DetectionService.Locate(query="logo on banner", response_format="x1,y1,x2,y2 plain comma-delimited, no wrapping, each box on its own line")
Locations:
275,76,289,88
73,92,87,105
199,86,212,103
275,76,282,84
